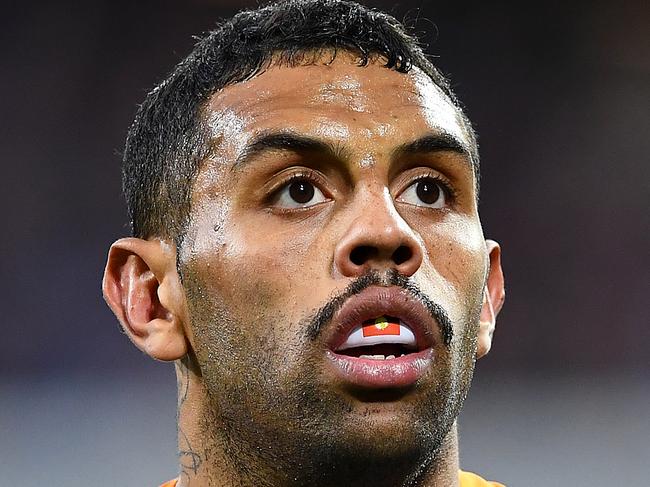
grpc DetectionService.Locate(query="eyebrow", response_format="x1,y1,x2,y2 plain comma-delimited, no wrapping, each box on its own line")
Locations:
233,131,351,170
391,132,472,162
231,130,473,171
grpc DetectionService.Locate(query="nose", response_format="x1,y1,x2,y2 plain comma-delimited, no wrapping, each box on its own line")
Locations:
333,191,424,278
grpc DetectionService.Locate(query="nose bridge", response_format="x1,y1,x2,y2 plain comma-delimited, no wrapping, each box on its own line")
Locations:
334,184,424,277
361,186,409,244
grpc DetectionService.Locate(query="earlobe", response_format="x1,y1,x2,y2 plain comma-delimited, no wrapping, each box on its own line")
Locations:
476,240,505,359
102,238,188,361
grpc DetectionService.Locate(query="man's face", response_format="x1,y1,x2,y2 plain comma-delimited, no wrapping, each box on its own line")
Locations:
178,55,488,478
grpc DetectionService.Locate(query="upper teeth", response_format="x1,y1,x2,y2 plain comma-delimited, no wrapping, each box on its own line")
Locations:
337,317,417,351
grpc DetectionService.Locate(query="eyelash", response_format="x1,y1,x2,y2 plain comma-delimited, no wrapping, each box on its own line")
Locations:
266,169,458,207
267,169,329,201
405,173,457,202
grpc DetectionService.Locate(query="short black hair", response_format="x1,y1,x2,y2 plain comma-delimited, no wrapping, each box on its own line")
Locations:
123,0,478,244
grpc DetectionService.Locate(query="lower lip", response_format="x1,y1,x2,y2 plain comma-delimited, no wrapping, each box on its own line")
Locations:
325,348,433,389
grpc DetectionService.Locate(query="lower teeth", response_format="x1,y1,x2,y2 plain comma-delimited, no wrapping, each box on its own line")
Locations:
358,354,405,360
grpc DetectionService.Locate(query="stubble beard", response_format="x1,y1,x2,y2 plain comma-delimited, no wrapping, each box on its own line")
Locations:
182,271,481,487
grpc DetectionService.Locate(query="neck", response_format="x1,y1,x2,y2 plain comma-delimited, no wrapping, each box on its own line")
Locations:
174,359,460,487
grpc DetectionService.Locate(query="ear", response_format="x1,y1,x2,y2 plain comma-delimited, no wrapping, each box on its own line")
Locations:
102,237,188,361
476,239,505,359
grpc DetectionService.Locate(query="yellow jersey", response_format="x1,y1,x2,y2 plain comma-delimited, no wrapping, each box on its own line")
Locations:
160,470,504,486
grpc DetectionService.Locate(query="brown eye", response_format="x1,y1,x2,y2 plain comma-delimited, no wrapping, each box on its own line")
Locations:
415,179,440,205
288,180,315,203
397,177,447,208
273,177,328,209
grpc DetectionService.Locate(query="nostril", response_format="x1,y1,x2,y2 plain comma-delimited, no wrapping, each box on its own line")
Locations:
392,245,412,265
350,246,378,266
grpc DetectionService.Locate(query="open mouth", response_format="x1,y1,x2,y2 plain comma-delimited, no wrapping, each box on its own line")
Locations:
327,316,433,389
323,287,440,389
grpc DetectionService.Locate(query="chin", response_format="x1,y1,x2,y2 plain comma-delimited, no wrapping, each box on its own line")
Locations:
290,412,452,487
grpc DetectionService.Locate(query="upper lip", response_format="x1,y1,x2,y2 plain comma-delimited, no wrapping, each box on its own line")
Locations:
325,286,440,352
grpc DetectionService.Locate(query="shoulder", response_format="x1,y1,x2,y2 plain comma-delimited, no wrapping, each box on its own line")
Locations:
459,470,506,487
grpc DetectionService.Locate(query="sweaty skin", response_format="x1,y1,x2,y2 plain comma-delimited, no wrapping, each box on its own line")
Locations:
103,52,505,487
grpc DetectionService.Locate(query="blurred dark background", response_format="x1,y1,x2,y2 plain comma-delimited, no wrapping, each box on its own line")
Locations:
1,1,648,485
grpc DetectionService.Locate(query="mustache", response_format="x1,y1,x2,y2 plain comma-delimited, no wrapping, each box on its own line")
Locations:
304,269,453,346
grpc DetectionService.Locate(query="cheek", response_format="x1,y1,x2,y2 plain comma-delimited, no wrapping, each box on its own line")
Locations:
419,216,486,308
182,213,334,391
224,220,319,294
185,205,333,328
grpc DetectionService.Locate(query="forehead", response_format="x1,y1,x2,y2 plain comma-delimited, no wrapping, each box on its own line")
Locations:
203,56,472,159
